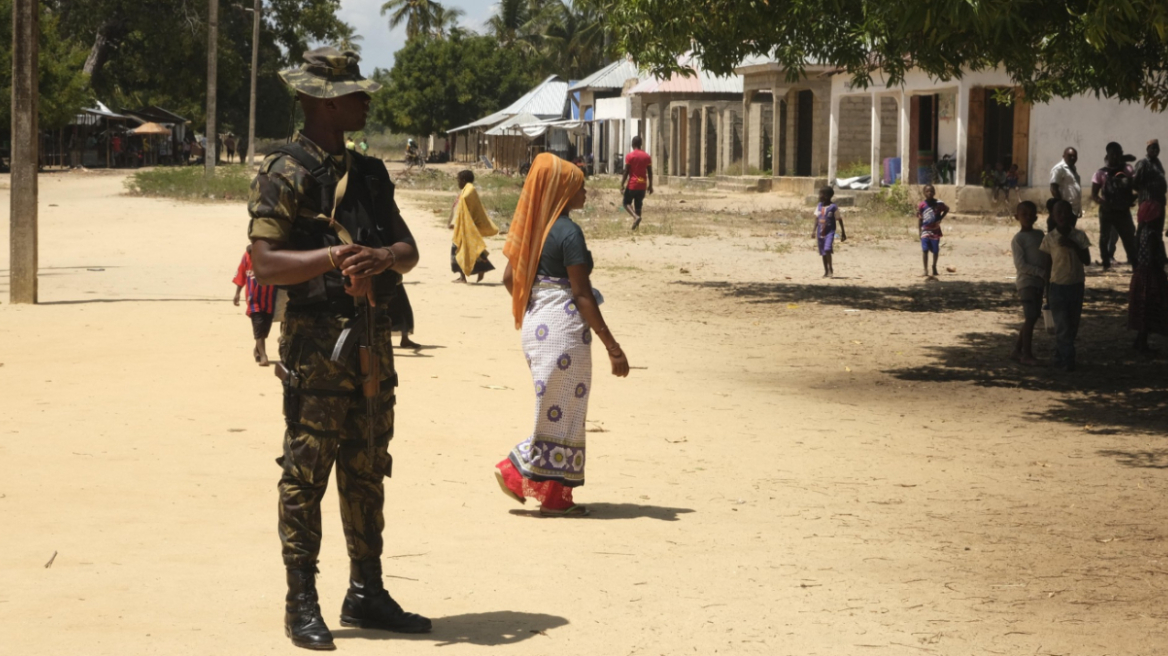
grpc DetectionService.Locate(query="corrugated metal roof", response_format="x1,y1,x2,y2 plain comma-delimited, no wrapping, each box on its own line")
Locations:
569,59,643,92
450,75,569,132
627,68,743,95
627,53,742,95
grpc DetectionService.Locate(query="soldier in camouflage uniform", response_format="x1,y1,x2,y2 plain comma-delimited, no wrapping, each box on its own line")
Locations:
248,47,431,651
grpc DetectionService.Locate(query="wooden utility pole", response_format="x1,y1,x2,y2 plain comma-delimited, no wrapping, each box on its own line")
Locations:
10,0,39,304
246,0,261,168
205,0,219,176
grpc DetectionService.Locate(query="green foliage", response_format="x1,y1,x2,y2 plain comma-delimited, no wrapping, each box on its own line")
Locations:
608,0,1168,110
837,161,871,179
0,0,90,130
125,164,253,202
372,34,539,136
9,0,353,142
871,180,917,216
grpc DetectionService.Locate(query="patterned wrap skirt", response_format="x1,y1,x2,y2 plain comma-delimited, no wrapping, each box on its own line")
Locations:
498,277,593,507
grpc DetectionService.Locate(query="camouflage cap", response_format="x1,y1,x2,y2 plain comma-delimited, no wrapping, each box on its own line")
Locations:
279,47,382,99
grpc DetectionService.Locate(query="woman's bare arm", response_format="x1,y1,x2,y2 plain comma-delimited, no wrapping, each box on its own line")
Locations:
567,264,629,377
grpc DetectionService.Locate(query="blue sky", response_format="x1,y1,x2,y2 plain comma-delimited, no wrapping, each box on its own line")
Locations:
336,0,497,72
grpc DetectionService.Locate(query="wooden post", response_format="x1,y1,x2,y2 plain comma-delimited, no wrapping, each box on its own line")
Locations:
205,0,219,176
10,0,39,304
246,0,260,168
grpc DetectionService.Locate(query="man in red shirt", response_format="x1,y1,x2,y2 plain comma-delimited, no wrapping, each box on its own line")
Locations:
621,135,654,230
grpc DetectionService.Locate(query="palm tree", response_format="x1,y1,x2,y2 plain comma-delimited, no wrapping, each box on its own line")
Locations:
334,23,364,53
430,5,465,40
487,0,539,47
380,0,440,41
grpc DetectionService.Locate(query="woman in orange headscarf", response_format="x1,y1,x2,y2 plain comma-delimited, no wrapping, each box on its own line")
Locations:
494,153,630,517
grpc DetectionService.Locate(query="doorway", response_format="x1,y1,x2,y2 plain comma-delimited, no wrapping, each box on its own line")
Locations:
910,94,940,183
983,92,1015,174
778,100,788,176
796,90,813,176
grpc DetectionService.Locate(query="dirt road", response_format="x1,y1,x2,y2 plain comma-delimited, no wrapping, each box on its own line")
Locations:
1,169,1165,655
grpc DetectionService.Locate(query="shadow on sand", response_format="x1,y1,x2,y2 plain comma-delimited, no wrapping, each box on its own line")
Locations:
507,503,694,521
333,611,569,647
687,277,1168,455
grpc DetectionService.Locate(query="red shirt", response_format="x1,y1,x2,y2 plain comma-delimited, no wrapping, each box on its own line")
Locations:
625,149,651,190
233,251,275,316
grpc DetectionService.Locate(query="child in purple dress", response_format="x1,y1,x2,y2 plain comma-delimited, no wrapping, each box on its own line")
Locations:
813,186,846,278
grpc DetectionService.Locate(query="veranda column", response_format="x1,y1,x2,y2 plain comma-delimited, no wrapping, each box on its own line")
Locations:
710,107,719,173
898,91,911,183
741,91,752,171
699,106,709,177
771,90,782,178
870,91,882,186
955,83,969,186
826,91,840,183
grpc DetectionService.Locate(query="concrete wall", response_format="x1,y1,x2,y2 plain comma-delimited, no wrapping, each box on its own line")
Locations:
1030,97,1166,184
836,96,900,174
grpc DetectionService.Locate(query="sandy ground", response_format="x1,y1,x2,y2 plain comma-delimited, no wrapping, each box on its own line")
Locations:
1,168,1167,656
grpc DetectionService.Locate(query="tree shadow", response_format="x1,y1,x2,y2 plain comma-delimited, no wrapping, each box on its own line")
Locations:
885,297,1168,440
675,279,1130,315
332,611,568,647
507,503,694,521
38,297,229,305
1095,449,1168,469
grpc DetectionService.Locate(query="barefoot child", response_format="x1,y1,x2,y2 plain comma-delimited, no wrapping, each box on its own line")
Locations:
231,244,276,366
917,184,950,276
1010,201,1049,365
1040,200,1092,371
813,186,846,277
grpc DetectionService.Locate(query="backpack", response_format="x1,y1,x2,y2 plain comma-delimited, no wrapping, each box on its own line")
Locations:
1103,168,1136,208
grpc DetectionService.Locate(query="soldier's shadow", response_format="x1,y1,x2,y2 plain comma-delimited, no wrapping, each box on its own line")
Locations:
333,610,568,646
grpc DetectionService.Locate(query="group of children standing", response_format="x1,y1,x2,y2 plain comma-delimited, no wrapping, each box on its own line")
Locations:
813,175,1168,371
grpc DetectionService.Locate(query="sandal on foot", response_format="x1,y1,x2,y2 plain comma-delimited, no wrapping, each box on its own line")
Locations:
494,470,525,505
539,504,589,518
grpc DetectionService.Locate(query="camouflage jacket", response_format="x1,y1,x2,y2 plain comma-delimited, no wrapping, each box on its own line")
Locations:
247,132,345,244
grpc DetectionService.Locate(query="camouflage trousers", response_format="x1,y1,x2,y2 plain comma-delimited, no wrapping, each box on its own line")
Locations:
276,310,397,569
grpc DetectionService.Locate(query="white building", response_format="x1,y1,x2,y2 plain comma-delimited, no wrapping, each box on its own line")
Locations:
827,67,1167,209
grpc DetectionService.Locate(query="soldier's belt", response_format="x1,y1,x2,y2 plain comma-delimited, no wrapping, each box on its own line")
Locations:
275,363,398,397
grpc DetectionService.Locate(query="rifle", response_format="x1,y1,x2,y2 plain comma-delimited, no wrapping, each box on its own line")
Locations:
356,298,380,468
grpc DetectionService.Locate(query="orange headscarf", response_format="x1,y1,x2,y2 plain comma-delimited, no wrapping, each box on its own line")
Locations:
503,153,585,328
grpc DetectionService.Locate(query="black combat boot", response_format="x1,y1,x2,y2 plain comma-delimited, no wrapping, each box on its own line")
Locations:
285,567,336,651
339,559,432,633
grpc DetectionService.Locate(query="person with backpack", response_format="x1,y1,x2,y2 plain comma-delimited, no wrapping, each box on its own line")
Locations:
1090,142,1138,270
1134,139,1164,204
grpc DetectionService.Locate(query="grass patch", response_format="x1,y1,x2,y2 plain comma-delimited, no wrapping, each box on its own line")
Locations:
836,160,871,178
125,165,253,202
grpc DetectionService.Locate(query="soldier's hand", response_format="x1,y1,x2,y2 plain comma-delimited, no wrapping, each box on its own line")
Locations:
344,275,376,306
337,245,394,279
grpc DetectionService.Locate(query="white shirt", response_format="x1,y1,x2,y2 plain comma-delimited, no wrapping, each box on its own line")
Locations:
1050,160,1082,217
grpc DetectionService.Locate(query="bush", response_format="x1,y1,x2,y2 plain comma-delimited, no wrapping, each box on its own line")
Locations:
870,179,917,215
836,160,871,178
125,165,253,202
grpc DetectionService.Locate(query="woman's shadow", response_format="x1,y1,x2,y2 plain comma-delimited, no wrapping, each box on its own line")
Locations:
333,610,568,646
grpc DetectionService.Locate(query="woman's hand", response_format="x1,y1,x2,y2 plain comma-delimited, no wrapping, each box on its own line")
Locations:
607,345,630,377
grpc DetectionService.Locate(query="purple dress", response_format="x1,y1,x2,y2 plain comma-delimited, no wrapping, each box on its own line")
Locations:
816,202,838,255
